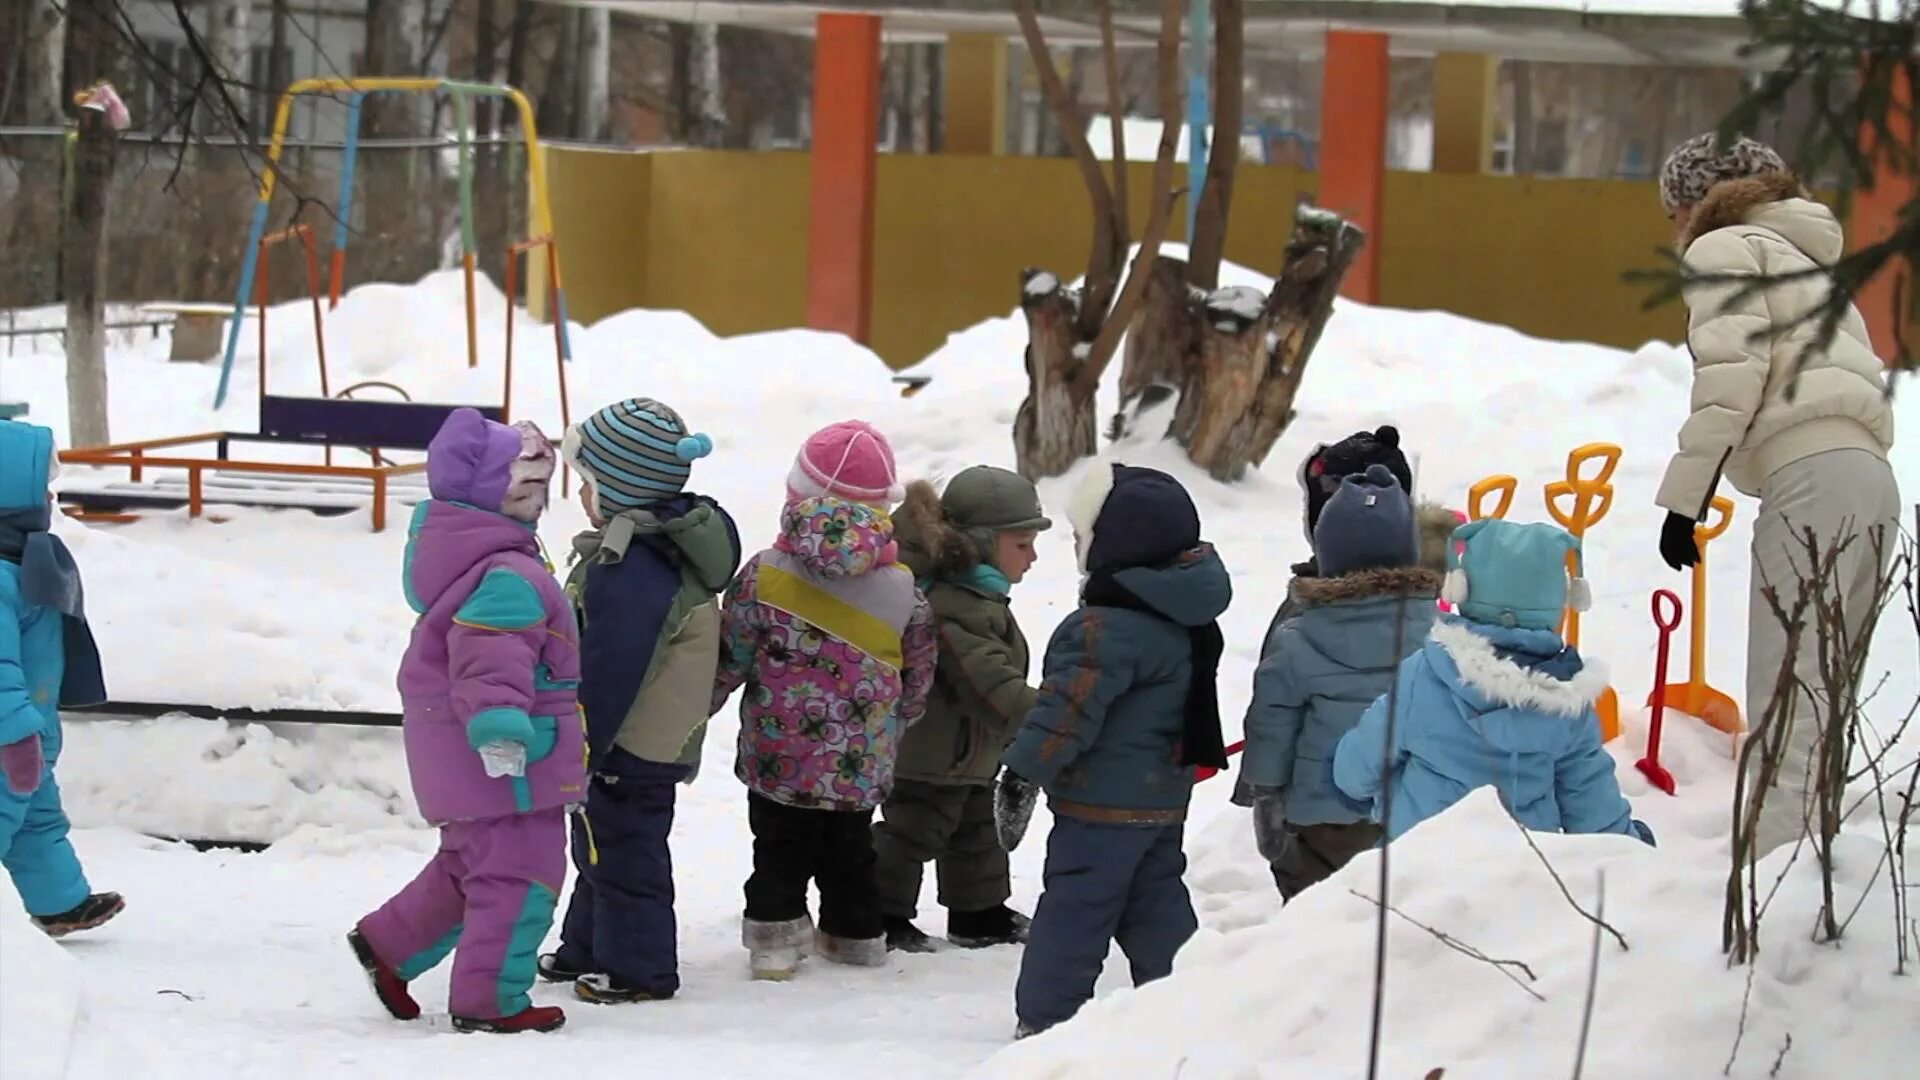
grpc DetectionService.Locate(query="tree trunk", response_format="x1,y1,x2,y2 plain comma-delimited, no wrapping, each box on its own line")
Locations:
1186,0,1242,291
362,0,428,281
22,0,64,125
575,5,610,140
1172,205,1365,481
1013,270,1097,480
205,0,250,108
1510,60,1535,175
269,0,291,98
504,2,533,128
64,107,116,448
1110,254,1194,439
6,0,66,305
923,43,942,152
688,22,726,147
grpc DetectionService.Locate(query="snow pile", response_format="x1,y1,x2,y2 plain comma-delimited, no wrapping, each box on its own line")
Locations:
0,890,83,1079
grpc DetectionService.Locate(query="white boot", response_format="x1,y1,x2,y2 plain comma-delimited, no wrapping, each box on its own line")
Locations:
743,916,812,981
812,928,887,968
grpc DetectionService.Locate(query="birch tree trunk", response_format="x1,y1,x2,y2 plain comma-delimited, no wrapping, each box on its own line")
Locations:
64,108,117,448
575,6,611,140
689,22,727,147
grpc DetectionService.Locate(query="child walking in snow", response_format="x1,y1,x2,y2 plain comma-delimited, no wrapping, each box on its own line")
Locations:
873,466,1051,953
0,421,121,938
535,398,740,1004
1242,465,1441,901
997,464,1232,1039
1331,518,1653,846
350,408,583,1035
711,421,937,980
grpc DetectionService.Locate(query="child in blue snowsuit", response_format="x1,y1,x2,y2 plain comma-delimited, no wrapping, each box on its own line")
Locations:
1331,518,1652,845
1242,465,1440,901
996,464,1233,1039
0,421,121,936
538,398,741,1004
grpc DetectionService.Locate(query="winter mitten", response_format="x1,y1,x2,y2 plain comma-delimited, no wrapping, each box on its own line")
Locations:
1658,511,1700,571
1,733,41,796
1229,772,1258,809
1250,787,1289,863
1631,819,1657,848
466,707,536,753
994,770,1040,853
1323,757,1373,817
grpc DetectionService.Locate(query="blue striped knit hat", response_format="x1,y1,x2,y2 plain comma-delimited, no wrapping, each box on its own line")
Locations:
561,397,713,516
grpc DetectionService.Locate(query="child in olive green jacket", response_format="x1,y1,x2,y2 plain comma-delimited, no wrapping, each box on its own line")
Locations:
872,466,1051,952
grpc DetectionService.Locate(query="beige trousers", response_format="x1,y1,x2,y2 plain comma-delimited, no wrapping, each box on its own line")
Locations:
1744,448,1902,859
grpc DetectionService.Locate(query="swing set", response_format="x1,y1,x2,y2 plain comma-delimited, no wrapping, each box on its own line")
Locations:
57,78,573,532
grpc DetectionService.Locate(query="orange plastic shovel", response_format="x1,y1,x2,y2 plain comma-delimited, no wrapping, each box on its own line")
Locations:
1655,496,1742,735
1467,474,1516,522
1545,443,1623,742
1637,588,1684,796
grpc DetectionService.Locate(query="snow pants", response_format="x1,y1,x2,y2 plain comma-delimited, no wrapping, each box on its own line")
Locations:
554,749,689,995
0,759,90,918
873,778,1010,920
1745,448,1903,859
1014,818,1196,1034
1268,820,1382,901
357,806,567,1020
744,793,882,942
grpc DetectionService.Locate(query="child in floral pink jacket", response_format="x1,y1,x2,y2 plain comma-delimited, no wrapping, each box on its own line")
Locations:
711,421,936,980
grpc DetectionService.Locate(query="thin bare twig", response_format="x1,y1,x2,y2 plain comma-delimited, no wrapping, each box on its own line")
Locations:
1346,890,1545,1003
1511,814,1629,952
1569,870,1605,1080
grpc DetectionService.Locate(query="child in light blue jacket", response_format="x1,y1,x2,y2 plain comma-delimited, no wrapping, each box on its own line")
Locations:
1331,518,1652,846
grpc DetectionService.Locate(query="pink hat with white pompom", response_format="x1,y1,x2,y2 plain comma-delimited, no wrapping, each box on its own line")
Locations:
785,420,904,508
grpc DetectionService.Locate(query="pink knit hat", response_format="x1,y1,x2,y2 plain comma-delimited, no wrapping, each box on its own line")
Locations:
785,420,905,507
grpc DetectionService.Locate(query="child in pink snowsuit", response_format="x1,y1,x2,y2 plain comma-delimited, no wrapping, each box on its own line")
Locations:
350,408,585,1035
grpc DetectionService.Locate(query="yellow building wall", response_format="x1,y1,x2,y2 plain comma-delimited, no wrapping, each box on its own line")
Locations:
540,146,1686,369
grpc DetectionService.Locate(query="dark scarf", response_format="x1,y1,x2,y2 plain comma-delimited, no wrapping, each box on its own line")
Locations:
1081,569,1228,770
0,505,107,707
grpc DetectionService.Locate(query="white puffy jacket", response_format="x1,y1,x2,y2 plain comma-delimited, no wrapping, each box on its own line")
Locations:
1657,172,1895,519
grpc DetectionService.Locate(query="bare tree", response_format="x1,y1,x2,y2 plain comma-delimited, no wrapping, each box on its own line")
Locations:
1185,0,1243,292
575,5,611,140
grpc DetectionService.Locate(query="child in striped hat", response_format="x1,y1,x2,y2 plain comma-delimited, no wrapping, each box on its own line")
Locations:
545,398,742,1005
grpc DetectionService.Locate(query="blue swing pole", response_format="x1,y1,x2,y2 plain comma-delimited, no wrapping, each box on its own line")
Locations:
327,93,366,308
1184,0,1210,245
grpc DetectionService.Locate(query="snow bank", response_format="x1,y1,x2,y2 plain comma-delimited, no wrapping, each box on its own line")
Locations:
0,891,81,1080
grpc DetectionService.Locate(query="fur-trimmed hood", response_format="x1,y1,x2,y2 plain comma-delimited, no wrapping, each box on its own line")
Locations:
1414,502,1461,575
1681,170,1840,264
1427,620,1607,720
893,478,982,581
1293,566,1442,605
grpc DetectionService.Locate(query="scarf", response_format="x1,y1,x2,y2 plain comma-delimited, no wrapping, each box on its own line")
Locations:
0,505,107,707
1081,569,1228,770
570,506,668,568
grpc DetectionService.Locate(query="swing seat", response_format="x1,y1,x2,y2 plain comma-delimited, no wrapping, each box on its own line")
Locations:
256,395,503,452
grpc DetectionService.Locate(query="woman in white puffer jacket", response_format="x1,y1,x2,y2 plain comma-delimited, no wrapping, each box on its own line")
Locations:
1657,133,1901,860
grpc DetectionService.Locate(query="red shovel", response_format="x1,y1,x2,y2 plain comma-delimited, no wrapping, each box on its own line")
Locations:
1637,589,1684,796
1196,740,1246,782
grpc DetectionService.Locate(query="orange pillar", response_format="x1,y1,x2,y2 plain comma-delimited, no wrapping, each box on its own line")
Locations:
1318,31,1390,304
1850,62,1914,366
807,13,882,343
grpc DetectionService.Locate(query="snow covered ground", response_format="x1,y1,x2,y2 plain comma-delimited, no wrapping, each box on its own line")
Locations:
2,252,1917,1077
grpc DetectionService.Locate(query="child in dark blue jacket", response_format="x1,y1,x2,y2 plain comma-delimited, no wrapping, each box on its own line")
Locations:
539,398,741,1004
996,464,1232,1039
1332,518,1652,846
0,421,120,937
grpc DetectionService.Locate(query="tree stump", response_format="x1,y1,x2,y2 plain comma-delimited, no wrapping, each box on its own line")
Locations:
1013,269,1098,481
1171,205,1365,481
1110,254,1196,440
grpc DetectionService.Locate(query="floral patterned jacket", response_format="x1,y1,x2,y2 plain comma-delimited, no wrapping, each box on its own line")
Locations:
712,495,937,811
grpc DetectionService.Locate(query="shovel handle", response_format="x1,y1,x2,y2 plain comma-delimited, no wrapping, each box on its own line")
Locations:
1652,588,1683,633
1564,442,1623,488
1468,475,1516,521
1696,496,1735,545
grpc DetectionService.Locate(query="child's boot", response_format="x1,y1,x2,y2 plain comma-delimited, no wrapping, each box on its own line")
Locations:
33,892,124,938
946,904,1030,949
743,915,811,981
574,973,675,1004
451,1005,567,1034
536,952,586,984
346,927,421,1021
813,928,887,967
883,915,936,953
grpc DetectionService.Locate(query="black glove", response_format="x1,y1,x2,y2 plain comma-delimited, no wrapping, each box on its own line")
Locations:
994,770,1040,853
1659,511,1700,571
1249,787,1289,863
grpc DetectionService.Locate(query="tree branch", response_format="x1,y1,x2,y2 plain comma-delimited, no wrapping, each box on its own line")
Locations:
1511,813,1630,952
1346,890,1545,1003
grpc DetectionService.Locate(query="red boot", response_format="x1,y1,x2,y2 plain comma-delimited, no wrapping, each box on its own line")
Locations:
452,1005,567,1034
346,928,421,1021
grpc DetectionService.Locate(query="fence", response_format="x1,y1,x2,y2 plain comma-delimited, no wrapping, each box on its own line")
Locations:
0,129,531,313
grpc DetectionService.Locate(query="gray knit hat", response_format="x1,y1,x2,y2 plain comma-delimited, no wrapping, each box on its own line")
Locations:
1659,133,1790,216
1313,464,1416,578
560,397,713,516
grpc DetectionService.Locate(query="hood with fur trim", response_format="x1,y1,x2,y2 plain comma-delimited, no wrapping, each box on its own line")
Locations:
1292,566,1443,606
1681,170,1840,264
1427,620,1607,720
892,478,981,580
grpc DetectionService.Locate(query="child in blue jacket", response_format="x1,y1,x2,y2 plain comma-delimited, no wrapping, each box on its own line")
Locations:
1331,518,1651,846
1243,465,1439,901
539,398,741,1004
996,464,1232,1039
0,421,120,936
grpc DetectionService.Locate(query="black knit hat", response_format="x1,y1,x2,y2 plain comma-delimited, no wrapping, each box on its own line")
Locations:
1076,465,1201,575
1299,426,1412,542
